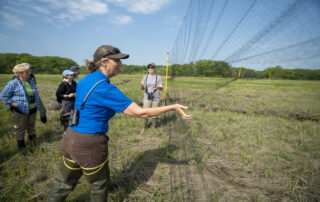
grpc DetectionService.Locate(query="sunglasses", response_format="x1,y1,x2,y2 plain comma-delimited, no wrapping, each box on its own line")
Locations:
148,66,155,69
102,47,120,58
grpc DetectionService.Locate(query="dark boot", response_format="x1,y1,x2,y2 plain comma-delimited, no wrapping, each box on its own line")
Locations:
17,140,25,151
28,134,36,142
139,119,148,135
46,158,82,202
152,118,157,129
84,162,110,202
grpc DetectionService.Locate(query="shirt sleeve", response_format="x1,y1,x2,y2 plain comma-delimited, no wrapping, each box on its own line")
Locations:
157,75,163,85
141,75,146,84
95,83,133,113
56,82,66,100
0,81,14,105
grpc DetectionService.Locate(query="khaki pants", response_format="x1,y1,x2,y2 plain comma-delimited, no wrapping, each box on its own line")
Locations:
12,111,37,141
143,100,160,119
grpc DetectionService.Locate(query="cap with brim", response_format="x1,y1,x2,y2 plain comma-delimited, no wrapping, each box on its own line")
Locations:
105,53,129,59
63,70,75,77
70,66,80,71
148,63,156,68
94,45,129,62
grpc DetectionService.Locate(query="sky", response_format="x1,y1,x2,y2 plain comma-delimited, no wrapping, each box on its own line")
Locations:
0,0,189,66
168,0,320,70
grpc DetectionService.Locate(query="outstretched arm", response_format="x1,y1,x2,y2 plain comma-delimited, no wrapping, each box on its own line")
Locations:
123,102,192,120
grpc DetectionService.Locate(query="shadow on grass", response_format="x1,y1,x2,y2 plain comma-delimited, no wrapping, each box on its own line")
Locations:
159,112,177,127
109,144,189,201
0,128,61,166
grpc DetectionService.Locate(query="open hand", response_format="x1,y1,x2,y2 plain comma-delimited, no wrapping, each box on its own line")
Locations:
174,104,192,120
68,93,75,98
140,82,146,90
11,102,18,107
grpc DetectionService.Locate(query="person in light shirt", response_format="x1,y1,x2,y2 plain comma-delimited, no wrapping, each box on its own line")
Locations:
140,63,163,134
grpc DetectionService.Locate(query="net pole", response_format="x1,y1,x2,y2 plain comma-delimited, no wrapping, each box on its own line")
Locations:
164,52,170,102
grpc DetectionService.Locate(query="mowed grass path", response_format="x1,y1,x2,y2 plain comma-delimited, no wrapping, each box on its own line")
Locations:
0,74,319,201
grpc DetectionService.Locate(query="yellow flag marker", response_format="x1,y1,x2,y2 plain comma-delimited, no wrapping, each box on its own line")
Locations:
236,66,242,90
164,52,169,101
269,72,272,80
238,66,242,79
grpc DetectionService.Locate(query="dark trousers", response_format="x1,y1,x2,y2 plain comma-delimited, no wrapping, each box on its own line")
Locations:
60,100,74,131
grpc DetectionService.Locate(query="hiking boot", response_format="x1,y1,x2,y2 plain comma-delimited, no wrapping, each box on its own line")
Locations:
17,140,26,151
28,134,36,142
152,118,157,129
139,119,148,135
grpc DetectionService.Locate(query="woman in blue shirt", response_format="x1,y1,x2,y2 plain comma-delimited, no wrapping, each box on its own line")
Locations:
47,45,192,201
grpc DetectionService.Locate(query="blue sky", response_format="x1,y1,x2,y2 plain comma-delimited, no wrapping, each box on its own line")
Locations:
169,0,320,70
0,0,189,66
1,0,319,70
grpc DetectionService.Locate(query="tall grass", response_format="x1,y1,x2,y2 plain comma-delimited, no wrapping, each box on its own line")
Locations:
0,74,319,201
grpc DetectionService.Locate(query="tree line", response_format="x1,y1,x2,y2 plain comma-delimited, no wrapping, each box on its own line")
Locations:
0,53,77,74
1,53,319,80
121,60,320,80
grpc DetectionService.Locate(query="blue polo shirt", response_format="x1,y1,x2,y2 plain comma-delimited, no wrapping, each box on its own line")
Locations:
70,70,133,134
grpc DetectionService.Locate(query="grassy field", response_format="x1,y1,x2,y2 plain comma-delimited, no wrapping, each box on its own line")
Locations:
0,74,319,201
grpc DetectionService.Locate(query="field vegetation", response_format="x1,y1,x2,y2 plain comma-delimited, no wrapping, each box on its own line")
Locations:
0,74,319,201
1,53,320,80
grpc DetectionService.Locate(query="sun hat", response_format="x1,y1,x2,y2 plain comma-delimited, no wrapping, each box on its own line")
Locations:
62,70,75,77
93,45,129,63
147,63,156,68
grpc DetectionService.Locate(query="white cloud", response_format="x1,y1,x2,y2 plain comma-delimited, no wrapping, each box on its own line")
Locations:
107,0,172,14
112,15,133,25
38,0,64,9
32,5,51,14
38,0,108,21
65,0,108,21
0,12,24,29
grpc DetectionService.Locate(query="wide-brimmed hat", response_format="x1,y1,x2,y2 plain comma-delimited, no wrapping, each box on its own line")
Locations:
93,45,129,63
62,70,75,77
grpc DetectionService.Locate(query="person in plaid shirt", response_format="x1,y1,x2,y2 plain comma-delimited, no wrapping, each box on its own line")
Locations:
0,63,46,150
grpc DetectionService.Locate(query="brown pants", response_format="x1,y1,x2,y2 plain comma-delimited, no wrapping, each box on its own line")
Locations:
60,128,109,168
12,111,37,141
47,128,110,201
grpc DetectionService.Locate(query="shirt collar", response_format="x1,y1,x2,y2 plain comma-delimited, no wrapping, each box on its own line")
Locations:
94,70,110,83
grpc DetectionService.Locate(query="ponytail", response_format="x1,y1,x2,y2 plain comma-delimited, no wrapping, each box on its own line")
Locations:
85,60,99,72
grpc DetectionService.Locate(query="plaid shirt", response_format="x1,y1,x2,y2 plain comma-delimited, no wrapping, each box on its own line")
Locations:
0,77,40,114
